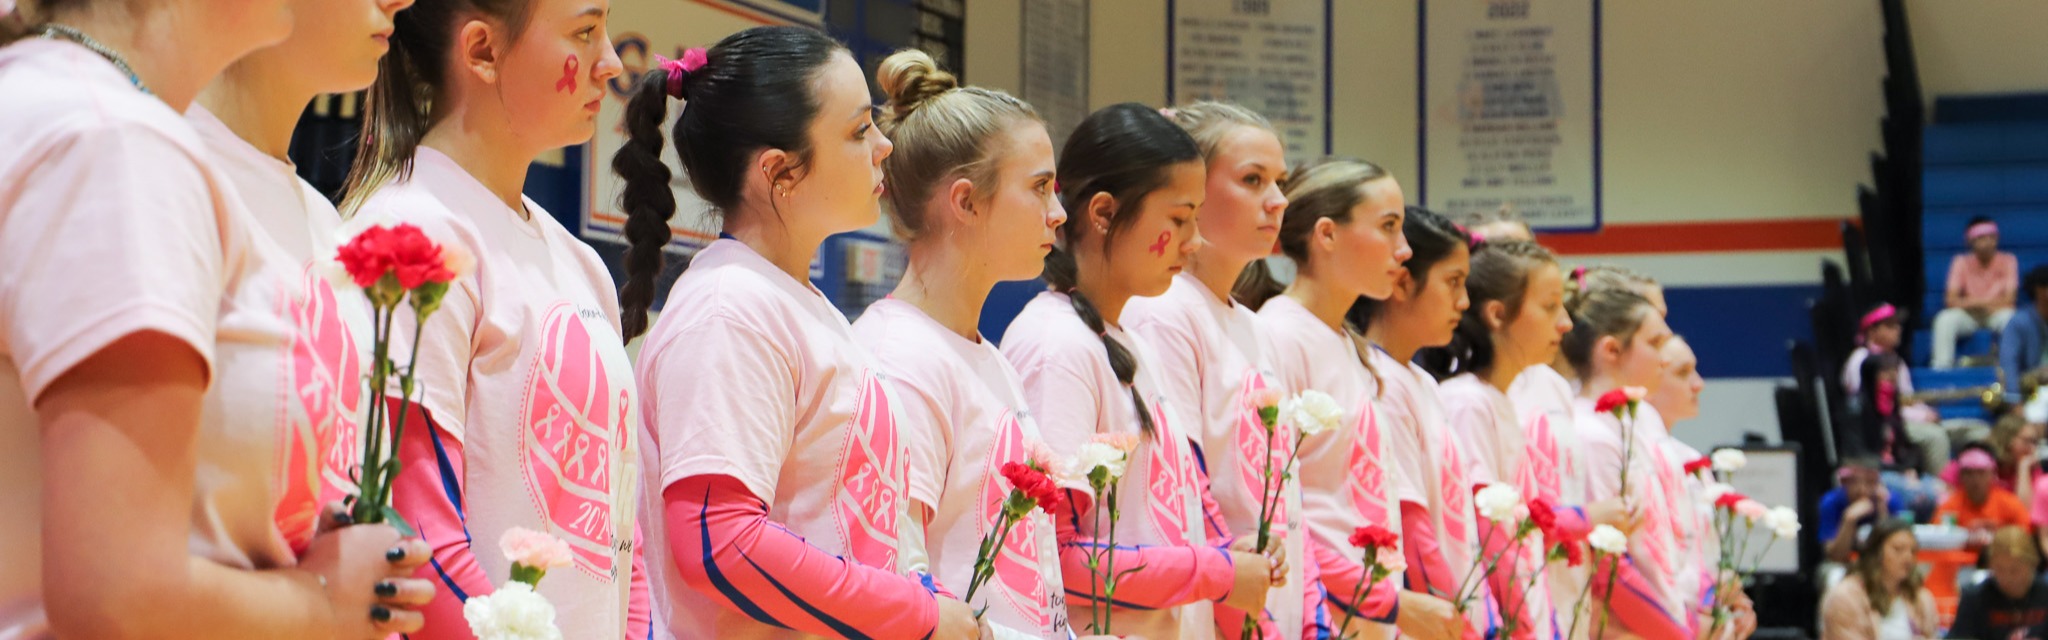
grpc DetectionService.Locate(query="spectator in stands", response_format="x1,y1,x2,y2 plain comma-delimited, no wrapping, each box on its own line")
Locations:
1464,205,1534,243
1821,519,1939,640
2001,267,2048,400
1948,526,2048,640
1943,415,2039,502
1935,216,2018,369
1937,449,2033,551
1851,303,1954,476
1825,458,1910,564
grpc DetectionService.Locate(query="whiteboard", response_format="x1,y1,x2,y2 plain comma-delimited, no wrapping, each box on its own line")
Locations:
1722,446,1801,574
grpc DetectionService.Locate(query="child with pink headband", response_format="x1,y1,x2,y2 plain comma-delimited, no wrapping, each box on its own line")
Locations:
1932,217,2018,369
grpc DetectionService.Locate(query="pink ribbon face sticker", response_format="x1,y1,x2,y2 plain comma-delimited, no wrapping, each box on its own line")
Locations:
557,54,579,93
1147,230,1171,257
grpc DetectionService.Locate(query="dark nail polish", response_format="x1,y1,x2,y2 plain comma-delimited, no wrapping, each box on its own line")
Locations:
371,606,392,623
375,581,398,598
333,511,353,526
386,546,407,563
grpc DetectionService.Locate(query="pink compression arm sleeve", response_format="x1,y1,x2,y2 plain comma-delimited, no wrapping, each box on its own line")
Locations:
388,400,495,640
1478,518,1535,640
1055,488,1236,610
1315,537,1399,623
1590,555,1692,640
1553,506,1591,542
663,475,939,639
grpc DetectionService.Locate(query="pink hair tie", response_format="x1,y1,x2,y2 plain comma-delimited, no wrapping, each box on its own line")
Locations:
656,48,709,99
1158,107,1179,119
1967,221,2000,240
1570,265,1587,283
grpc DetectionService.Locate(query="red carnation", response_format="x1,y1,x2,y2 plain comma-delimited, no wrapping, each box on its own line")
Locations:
336,223,459,290
1684,457,1713,475
1349,525,1399,550
1528,497,1558,536
1714,492,1747,510
1001,462,1062,516
1562,541,1585,567
1594,388,1630,415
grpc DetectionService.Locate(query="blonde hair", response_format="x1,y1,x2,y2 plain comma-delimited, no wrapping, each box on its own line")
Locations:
1162,101,1274,161
875,49,1039,240
1991,525,2041,564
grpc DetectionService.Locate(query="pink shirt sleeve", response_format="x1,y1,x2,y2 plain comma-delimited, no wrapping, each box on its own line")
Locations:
644,315,797,504
1128,319,1205,437
2,123,223,401
1949,254,1969,298
662,475,939,639
1052,489,1235,610
387,400,496,640
1012,357,1103,459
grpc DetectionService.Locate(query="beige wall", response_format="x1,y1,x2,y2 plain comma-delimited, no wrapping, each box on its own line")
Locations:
1908,0,2048,102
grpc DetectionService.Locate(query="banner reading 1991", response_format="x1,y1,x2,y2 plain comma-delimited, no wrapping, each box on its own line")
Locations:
1419,0,1601,231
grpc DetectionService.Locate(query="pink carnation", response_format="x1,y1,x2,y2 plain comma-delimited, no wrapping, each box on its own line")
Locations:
1251,388,1284,410
1622,386,1648,402
1734,499,1769,523
500,527,574,571
1092,432,1141,454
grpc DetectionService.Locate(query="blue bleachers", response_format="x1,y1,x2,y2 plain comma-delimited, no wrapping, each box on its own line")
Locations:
1910,365,1999,422
1915,93,2048,368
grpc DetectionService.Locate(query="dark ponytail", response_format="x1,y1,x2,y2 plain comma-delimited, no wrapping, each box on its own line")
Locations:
1418,240,1558,380
340,0,537,215
608,26,846,340
1047,103,1203,436
1350,206,1470,332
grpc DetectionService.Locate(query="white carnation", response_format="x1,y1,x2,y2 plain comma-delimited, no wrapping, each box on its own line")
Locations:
1474,484,1523,523
1763,506,1801,540
463,582,562,640
1711,449,1748,473
1284,390,1345,437
1071,442,1128,484
1588,524,1629,554
1702,482,1734,504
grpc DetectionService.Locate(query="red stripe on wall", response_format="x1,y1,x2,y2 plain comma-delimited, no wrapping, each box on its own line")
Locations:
1535,218,1851,255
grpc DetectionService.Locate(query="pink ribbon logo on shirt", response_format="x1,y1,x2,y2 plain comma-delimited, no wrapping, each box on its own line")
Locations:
1234,372,1291,526
1347,402,1392,539
982,414,1050,628
1440,439,1472,547
836,372,906,569
521,303,632,578
1524,415,1563,504
276,268,366,554
1144,402,1196,542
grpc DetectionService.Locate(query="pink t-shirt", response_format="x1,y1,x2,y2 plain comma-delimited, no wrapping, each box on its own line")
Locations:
1126,274,1310,634
1256,297,1403,629
1002,291,1215,640
1370,348,1485,624
1948,252,2019,306
189,106,376,556
360,147,642,637
1576,396,1689,625
0,39,304,637
638,239,914,640
1653,432,1715,608
852,298,1068,636
1440,374,1556,638
1508,365,1590,638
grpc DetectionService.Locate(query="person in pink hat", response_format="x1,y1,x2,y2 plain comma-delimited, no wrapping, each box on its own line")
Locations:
1936,448,2031,551
1932,216,2019,369
1845,303,1951,475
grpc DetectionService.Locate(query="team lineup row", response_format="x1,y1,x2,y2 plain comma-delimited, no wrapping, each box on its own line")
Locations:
0,0,1751,638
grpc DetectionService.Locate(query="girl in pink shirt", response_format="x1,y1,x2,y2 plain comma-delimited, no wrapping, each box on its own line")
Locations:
850,51,1073,638
1352,208,1497,637
613,27,975,640
343,0,650,636
1244,159,1466,640
1,2,430,637
1649,337,1759,640
1003,102,1275,639
1125,101,1321,640
1563,287,1694,640
1421,241,1634,640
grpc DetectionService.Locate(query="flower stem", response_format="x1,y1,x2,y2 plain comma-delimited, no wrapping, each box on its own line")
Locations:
1101,483,1121,637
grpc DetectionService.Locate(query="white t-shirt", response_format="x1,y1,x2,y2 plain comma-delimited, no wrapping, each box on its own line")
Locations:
0,39,305,637
637,239,914,640
1001,291,1214,640
359,147,641,636
1125,274,1309,635
1255,296,1405,578
1371,347,1485,627
852,298,1068,636
189,105,376,556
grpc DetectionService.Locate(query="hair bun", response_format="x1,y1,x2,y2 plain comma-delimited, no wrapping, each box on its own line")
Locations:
877,49,957,124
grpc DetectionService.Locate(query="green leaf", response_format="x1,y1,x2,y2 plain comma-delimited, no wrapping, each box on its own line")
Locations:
382,505,416,538
510,563,546,587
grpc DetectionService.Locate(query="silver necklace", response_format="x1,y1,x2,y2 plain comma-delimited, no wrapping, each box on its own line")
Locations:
37,23,148,94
